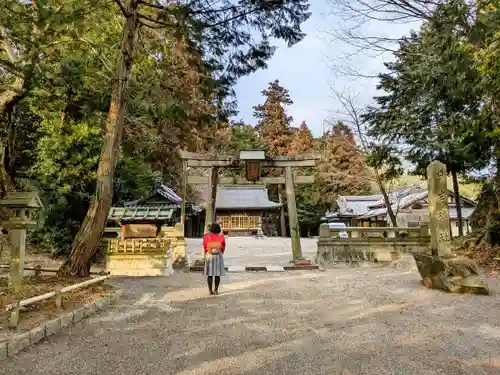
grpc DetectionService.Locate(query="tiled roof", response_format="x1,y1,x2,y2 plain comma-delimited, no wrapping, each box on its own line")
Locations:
124,184,182,207
327,195,382,218
108,206,174,222
213,185,282,210
327,185,477,220
367,186,424,209
362,190,428,218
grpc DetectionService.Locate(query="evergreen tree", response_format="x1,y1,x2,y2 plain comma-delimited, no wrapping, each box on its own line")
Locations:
315,122,372,210
254,79,295,156
364,0,492,234
290,121,314,154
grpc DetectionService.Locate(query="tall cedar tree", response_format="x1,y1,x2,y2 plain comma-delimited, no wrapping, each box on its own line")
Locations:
254,79,295,157
57,0,311,276
290,121,314,154
316,122,371,210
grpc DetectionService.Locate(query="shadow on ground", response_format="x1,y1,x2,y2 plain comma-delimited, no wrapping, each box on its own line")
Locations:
2,269,500,375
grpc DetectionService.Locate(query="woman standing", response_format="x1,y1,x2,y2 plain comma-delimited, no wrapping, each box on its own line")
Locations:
203,223,226,295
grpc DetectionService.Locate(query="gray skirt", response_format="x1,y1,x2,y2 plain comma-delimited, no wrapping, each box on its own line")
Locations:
204,253,225,276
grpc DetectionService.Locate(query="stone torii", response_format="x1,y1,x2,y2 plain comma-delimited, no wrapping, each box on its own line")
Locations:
179,150,319,260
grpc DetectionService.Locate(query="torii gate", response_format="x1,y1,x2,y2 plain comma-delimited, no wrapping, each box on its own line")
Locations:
179,150,319,260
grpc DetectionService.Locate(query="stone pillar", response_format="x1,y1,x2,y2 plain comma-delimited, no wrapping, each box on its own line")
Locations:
427,161,452,256
9,229,26,292
170,223,187,268
318,223,330,238
285,166,302,259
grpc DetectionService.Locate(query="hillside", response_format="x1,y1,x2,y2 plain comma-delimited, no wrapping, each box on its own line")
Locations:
370,174,481,200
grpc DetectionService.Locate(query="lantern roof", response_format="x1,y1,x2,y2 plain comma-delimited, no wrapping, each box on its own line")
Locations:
0,192,43,209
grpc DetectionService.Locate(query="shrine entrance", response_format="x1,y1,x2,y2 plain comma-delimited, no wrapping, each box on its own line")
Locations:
179,150,319,261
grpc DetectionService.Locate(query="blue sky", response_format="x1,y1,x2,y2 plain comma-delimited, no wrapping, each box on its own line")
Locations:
232,0,421,137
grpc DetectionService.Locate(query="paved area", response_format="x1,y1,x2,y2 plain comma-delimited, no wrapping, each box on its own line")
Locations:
186,237,318,266
3,264,500,374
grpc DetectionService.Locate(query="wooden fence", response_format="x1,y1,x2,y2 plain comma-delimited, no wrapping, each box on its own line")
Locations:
107,238,170,254
4,275,109,328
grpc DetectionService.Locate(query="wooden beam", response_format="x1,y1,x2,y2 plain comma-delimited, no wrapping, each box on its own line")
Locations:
284,166,302,259
187,159,236,168
179,150,235,161
180,150,320,163
278,184,287,237
187,175,315,185
180,160,187,233
262,160,318,168
203,167,219,233
187,159,319,168
269,153,320,161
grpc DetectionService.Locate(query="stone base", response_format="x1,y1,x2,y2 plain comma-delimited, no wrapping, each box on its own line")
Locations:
106,254,173,277
412,253,490,295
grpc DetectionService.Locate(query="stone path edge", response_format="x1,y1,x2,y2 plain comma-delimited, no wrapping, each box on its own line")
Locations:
0,288,123,362
189,265,319,272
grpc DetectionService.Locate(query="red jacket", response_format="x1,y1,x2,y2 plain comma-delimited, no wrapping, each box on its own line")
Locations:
203,233,226,254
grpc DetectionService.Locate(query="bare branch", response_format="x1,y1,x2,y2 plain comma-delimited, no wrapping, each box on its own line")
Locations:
330,85,399,225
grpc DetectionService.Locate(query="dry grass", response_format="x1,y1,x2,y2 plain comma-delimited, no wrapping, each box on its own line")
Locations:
0,275,114,342
466,244,500,274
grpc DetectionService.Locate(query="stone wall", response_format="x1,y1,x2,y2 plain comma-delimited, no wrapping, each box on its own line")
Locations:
106,253,173,276
316,224,430,268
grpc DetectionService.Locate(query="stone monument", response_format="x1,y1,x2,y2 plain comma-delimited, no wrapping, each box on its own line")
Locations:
413,161,490,295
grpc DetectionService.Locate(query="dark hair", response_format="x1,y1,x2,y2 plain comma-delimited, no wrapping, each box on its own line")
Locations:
209,223,221,234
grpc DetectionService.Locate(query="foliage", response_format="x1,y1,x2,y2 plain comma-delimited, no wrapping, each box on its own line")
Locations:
315,122,372,211
254,79,295,157
362,0,500,235
0,0,313,263
364,0,492,178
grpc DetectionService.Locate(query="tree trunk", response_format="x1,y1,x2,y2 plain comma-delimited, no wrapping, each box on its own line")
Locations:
373,169,397,226
451,169,464,237
57,1,139,277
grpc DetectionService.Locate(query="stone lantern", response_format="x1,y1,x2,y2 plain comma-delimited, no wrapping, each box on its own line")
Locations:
239,149,266,182
0,192,43,291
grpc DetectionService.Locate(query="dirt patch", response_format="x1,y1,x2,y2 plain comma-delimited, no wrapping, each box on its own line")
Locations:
0,275,114,343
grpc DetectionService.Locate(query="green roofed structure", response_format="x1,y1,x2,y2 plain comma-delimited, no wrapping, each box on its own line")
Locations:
108,206,174,224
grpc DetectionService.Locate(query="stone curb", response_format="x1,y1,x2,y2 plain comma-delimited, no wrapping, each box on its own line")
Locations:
0,289,123,361
189,265,319,272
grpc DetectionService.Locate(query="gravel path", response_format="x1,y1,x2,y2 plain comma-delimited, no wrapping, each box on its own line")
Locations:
2,265,500,375
186,237,318,266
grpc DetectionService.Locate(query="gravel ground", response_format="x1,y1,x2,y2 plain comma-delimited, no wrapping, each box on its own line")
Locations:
2,266,500,375
2,238,500,374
